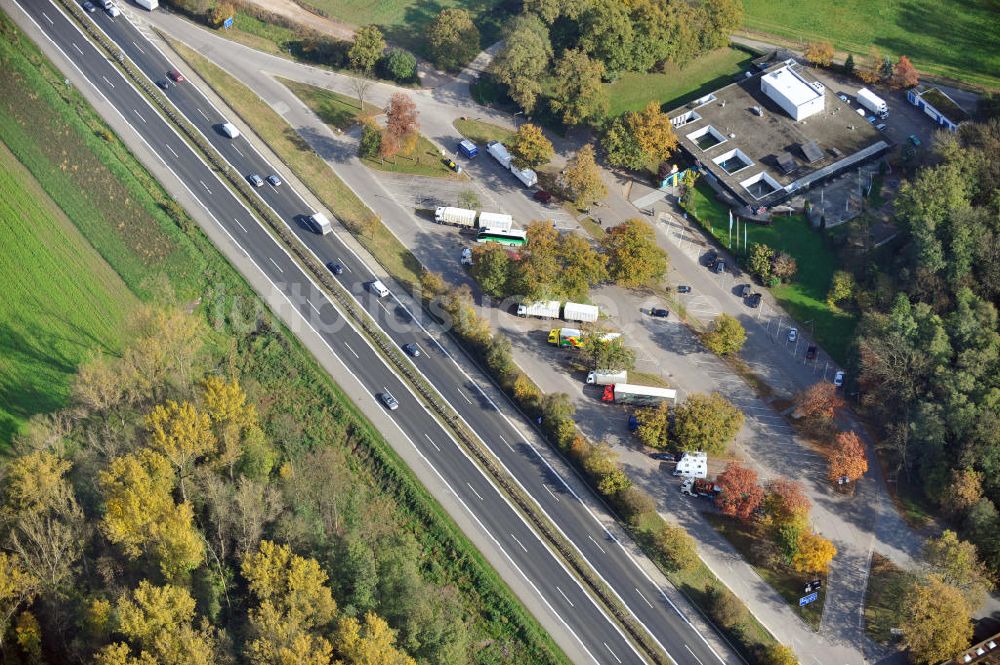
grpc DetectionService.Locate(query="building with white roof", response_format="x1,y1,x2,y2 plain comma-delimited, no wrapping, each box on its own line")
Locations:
760,64,826,121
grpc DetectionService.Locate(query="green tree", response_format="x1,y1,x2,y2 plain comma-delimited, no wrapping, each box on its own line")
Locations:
700,0,744,49
549,49,608,126
349,25,386,73
634,402,670,449
844,53,855,75
509,123,554,168
654,521,700,572
562,145,607,208
359,122,382,158
704,314,746,356
578,0,636,77
705,585,747,628
601,218,668,287
748,242,774,281
673,392,744,455
602,115,646,170
470,244,513,297
427,8,480,72
924,530,995,610
381,49,417,82
901,575,973,665
490,15,552,113
580,331,635,373
556,232,608,300
826,270,856,309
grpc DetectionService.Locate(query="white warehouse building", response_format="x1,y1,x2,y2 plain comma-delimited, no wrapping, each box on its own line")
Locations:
760,64,825,121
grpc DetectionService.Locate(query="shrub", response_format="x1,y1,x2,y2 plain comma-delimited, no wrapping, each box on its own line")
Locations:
654,521,700,572
381,48,417,83
705,584,747,628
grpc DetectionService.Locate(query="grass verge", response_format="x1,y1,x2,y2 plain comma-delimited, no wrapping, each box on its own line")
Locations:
863,553,913,643
278,77,379,129
686,182,858,363
453,117,514,146
2,10,569,662
705,513,825,628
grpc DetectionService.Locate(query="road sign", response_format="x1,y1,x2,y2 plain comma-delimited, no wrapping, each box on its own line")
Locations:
804,579,823,593
223,16,234,29
799,591,818,606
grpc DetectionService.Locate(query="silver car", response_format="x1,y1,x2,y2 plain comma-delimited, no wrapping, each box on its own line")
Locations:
380,392,399,410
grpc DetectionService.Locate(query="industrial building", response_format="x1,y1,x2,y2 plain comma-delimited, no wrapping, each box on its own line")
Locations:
760,64,826,120
907,86,969,131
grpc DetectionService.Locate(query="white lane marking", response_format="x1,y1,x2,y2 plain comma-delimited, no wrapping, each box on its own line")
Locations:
544,485,560,502
196,107,210,121
102,75,115,88
378,301,390,316
308,301,321,314
587,535,606,554
343,343,359,359
511,534,528,553
685,644,705,665
198,180,211,194
41,11,53,24
233,145,245,157
636,588,653,609
424,433,440,452
466,483,484,501
268,257,283,273
604,643,622,664
233,218,248,233
165,144,179,158
131,40,145,55
498,433,515,452
71,42,83,54
337,258,351,272
132,108,146,123
556,586,575,607
460,390,473,405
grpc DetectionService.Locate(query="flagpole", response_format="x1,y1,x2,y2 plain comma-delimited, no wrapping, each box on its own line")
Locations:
728,209,733,249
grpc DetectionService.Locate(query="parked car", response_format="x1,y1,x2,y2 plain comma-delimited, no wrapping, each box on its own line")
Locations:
806,345,818,360
787,327,798,342
677,285,692,294
909,134,922,146
833,370,846,387
628,414,638,432
379,392,399,410
714,259,726,274
876,123,887,131
837,93,849,103
247,174,264,187
650,308,670,318
738,283,752,298
533,190,553,204
704,250,718,266
266,174,281,186
650,452,676,461
326,261,344,276
403,343,420,357
748,293,762,308
168,69,185,82
106,4,120,16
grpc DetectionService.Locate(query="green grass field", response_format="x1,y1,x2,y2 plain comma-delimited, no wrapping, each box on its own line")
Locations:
453,117,513,146
688,183,857,363
0,145,137,444
605,48,754,117
742,0,1000,89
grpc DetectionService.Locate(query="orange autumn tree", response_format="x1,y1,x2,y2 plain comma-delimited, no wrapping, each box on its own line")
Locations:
715,462,764,520
828,431,868,483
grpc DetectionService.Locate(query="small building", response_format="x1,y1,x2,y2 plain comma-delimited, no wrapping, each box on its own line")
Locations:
761,64,826,121
939,629,1000,665
908,86,969,131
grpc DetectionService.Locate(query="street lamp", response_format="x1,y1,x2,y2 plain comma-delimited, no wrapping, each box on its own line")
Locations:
513,110,523,128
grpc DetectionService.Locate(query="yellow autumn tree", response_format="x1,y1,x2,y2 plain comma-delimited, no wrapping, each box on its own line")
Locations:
334,612,417,665
200,375,259,473
792,532,837,574
630,101,678,165
902,575,972,664
0,552,38,650
1,450,71,514
146,400,216,499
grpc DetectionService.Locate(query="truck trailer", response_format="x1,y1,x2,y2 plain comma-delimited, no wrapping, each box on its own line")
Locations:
510,165,538,188
435,207,477,227
856,88,888,118
601,383,677,407
135,0,158,8
548,327,582,348
517,300,560,319
477,212,513,232
586,369,627,385
486,141,539,188
562,302,599,323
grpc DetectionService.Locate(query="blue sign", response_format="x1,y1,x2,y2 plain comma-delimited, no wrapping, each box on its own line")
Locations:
223,16,234,29
799,592,818,606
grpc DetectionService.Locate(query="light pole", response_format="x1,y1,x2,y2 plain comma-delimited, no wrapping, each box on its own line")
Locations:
513,111,523,129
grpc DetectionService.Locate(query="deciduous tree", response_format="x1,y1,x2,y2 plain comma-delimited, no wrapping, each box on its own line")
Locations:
792,532,837,573
673,392,744,455
580,329,635,373
940,468,984,518
490,16,552,113
827,431,868,483
562,145,607,208
509,123,554,168
381,48,417,82
601,218,668,287
901,575,972,664
715,462,764,520
804,41,834,67
470,244,512,297
704,314,746,356
748,243,774,281
924,530,994,610
763,644,798,665
893,55,920,88
826,270,856,309
335,612,417,665
549,49,608,126
384,93,419,158
634,402,670,449
772,252,797,282
798,382,845,421
146,400,216,500
763,477,811,527
630,101,678,165
0,552,37,650
349,25,386,74
359,122,382,158
654,521,700,572
602,115,645,170
700,0,744,50
427,8,480,72
705,584,746,627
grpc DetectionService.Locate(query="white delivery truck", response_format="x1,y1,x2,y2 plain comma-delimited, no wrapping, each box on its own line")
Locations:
135,0,158,8
368,280,389,297
477,212,514,232
671,452,708,479
601,383,677,407
220,122,240,138
586,369,627,385
510,165,538,188
856,88,888,118
434,207,477,227
486,140,513,168
307,213,333,235
562,302,599,323
517,300,561,319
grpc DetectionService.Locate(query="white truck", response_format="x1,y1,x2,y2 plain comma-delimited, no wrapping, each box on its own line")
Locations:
601,383,677,407
517,300,560,319
562,302,599,323
435,207,477,227
486,140,538,189
307,212,333,235
478,212,513,232
135,0,158,8
586,369,627,385
671,452,708,479
856,88,888,118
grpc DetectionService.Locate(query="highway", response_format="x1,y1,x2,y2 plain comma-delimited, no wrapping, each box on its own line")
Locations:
12,3,730,664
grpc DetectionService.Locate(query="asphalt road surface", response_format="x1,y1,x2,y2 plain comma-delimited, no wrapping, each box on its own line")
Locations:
11,1,733,664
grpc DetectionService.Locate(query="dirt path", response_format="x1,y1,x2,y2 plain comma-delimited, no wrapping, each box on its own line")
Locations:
242,0,355,41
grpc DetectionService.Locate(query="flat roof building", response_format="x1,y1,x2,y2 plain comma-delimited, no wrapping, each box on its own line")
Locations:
761,65,826,120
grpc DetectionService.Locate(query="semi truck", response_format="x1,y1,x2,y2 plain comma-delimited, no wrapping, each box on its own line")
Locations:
680,477,721,497
856,88,888,118
562,302,599,323
548,327,582,348
586,369,627,385
486,140,538,189
517,300,560,319
601,383,677,407
434,207,514,232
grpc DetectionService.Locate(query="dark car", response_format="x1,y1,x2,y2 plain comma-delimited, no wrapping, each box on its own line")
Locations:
806,345,818,360
650,452,676,461
738,283,752,298
326,261,344,276
677,285,692,294
403,343,420,357
704,250,718,266
533,190,553,204
748,293,763,308
628,414,638,432
714,259,726,274
156,79,172,90
82,1,96,11
650,308,670,318
168,69,185,82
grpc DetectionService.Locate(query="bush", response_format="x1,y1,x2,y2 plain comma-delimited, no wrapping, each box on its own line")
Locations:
358,123,382,158
653,521,700,572
381,48,417,83
616,486,656,524
705,584,748,628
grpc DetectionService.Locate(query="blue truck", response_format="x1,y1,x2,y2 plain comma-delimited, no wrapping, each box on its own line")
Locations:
458,139,479,159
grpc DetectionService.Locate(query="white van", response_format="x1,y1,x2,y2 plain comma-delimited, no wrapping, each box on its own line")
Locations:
107,4,121,16
220,122,240,139
368,280,389,298
306,213,332,235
